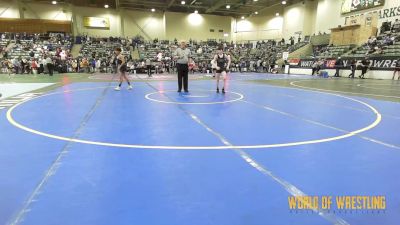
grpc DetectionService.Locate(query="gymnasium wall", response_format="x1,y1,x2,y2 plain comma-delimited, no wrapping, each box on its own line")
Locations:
302,1,317,37
232,5,283,42
0,2,72,20
1,0,399,41
313,0,344,34
0,18,71,33
0,1,231,40
122,10,165,40
24,3,72,21
0,1,19,18
314,0,400,34
282,2,307,40
165,12,231,41
0,2,71,33
281,0,400,40
72,6,121,37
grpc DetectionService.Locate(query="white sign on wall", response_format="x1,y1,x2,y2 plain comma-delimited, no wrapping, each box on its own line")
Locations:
282,52,289,60
343,1,400,26
83,17,110,29
341,0,385,14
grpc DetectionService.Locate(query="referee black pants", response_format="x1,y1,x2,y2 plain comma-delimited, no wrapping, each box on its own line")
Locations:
177,63,189,92
147,65,152,76
47,63,54,76
311,68,317,75
349,66,356,78
334,67,340,77
361,67,368,78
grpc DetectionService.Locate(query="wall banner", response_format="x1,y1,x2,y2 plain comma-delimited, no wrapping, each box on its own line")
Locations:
292,57,400,70
83,17,110,29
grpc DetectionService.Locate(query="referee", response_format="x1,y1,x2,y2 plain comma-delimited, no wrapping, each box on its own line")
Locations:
173,40,191,93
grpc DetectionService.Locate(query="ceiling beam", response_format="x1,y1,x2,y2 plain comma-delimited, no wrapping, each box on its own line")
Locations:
120,2,166,6
18,0,42,19
206,0,244,14
255,0,285,14
205,0,226,13
167,0,175,8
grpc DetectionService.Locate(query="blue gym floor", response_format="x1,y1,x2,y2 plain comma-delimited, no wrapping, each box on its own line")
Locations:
1,73,399,225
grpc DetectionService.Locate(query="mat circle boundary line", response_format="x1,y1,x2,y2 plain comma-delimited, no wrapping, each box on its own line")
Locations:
6,85,382,150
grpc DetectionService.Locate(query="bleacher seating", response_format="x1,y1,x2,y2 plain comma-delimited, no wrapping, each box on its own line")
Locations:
81,41,130,59
138,42,172,60
7,36,72,60
346,32,400,57
383,43,400,56
1,33,312,74
0,39,8,49
316,45,354,58
0,39,10,58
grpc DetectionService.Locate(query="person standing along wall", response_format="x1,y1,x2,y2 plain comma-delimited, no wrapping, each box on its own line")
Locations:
333,57,343,77
393,59,400,80
146,58,152,77
359,57,371,79
311,60,318,75
348,59,356,79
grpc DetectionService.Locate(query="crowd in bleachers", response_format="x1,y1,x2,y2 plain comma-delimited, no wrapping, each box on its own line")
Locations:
301,24,400,79
307,21,400,60
347,32,400,57
74,36,132,73
133,38,306,74
0,32,73,75
135,39,228,74
0,38,9,57
0,32,309,75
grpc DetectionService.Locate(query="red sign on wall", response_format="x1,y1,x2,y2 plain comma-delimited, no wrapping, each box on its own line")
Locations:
325,60,337,68
288,59,300,65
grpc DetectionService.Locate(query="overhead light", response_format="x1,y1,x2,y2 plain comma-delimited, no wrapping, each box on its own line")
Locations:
275,13,280,16
194,10,198,14
224,33,229,37
253,0,258,1
282,1,287,4
51,1,57,4
241,16,245,19
226,5,230,9
104,4,109,8
151,8,155,12
255,11,258,14
181,0,185,4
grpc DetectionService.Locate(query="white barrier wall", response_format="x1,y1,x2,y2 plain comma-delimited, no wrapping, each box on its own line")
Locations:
290,68,396,80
